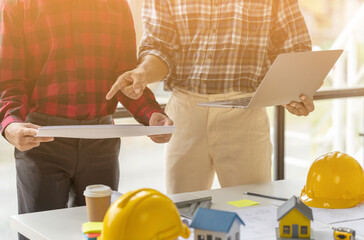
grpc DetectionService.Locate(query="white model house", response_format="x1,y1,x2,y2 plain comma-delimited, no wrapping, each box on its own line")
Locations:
190,208,245,240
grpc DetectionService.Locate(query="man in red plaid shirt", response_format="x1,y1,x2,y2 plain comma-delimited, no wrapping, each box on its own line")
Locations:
0,0,172,236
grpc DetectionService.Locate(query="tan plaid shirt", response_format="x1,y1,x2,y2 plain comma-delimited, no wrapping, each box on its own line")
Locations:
139,0,312,94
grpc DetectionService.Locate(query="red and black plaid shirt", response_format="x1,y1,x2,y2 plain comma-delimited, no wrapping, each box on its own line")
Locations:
0,0,164,133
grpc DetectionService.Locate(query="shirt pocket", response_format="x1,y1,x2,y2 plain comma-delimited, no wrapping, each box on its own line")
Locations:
232,2,271,49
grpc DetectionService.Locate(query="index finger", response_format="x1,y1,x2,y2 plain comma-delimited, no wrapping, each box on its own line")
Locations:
106,81,121,100
24,123,41,129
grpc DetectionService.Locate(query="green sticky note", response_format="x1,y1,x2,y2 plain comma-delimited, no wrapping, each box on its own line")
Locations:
227,199,259,207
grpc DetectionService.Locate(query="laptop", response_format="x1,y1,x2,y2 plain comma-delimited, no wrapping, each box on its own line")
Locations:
197,50,343,109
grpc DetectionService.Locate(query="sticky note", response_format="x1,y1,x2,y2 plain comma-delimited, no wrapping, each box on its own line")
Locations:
227,199,259,207
82,222,103,234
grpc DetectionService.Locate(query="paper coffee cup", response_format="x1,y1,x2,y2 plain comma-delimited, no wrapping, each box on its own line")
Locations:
84,185,112,222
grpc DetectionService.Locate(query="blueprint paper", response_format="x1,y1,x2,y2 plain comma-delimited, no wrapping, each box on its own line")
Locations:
235,206,329,240
311,202,364,224
236,206,278,239
36,124,175,139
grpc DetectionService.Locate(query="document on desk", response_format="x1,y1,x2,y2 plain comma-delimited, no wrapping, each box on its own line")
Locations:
235,206,327,239
36,124,175,139
312,202,364,224
271,199,364,224
235,206,278,239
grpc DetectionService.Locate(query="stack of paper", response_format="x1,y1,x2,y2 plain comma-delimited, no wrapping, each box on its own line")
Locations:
36,124,175,139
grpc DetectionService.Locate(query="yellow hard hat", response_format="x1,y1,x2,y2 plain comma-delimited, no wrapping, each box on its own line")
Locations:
300,151,364,208
98,188,190,240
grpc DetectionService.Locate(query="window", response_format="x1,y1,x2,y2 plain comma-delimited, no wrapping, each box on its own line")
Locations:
283,225,290,234
207,235,213,240
198,235,205,240
215,238,222,240
301,226,308,234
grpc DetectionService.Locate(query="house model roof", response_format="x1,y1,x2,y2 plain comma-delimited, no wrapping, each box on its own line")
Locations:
277,196,313,221
190,208,245,233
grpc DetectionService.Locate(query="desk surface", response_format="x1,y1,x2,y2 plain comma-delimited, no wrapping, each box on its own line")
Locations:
10,179,364,240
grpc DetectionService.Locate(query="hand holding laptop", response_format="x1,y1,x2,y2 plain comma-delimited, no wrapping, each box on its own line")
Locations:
283,94,315,116
197,50,343,116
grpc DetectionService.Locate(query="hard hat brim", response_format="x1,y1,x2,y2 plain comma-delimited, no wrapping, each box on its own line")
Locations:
300,190,361,209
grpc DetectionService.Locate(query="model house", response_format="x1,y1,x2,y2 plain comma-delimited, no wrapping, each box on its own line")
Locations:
190,208,245,240
277,196,313,239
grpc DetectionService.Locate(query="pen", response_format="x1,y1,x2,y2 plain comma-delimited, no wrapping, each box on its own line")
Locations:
243,192,288,201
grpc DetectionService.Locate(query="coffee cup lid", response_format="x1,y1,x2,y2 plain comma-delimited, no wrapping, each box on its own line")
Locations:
83,185,112,198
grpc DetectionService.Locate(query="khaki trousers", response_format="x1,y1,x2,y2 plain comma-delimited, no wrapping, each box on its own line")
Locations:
165,90,272,194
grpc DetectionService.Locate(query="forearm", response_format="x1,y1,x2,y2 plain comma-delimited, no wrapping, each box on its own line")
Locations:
137,54,169,84
116,87,165,125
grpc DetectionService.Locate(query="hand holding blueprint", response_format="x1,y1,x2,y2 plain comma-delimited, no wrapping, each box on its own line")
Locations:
35,124,175,139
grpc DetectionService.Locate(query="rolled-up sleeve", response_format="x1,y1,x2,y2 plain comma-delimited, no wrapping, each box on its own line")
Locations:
268,0,312,62
138,0,179,82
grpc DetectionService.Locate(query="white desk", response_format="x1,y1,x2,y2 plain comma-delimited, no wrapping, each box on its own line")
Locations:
10,179,364,240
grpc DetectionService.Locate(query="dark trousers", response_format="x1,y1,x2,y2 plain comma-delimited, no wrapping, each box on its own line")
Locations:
15,112,120,240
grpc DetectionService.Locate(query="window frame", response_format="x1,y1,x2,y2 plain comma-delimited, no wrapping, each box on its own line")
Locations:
283,225,291,234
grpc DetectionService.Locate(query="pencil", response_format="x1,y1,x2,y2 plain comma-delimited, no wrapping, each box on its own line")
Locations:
243,192,288,201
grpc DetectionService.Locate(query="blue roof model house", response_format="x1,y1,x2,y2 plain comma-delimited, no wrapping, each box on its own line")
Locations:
190,208,245,240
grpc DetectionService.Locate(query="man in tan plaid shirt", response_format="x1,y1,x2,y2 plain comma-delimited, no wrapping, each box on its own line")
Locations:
107,0,314,193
